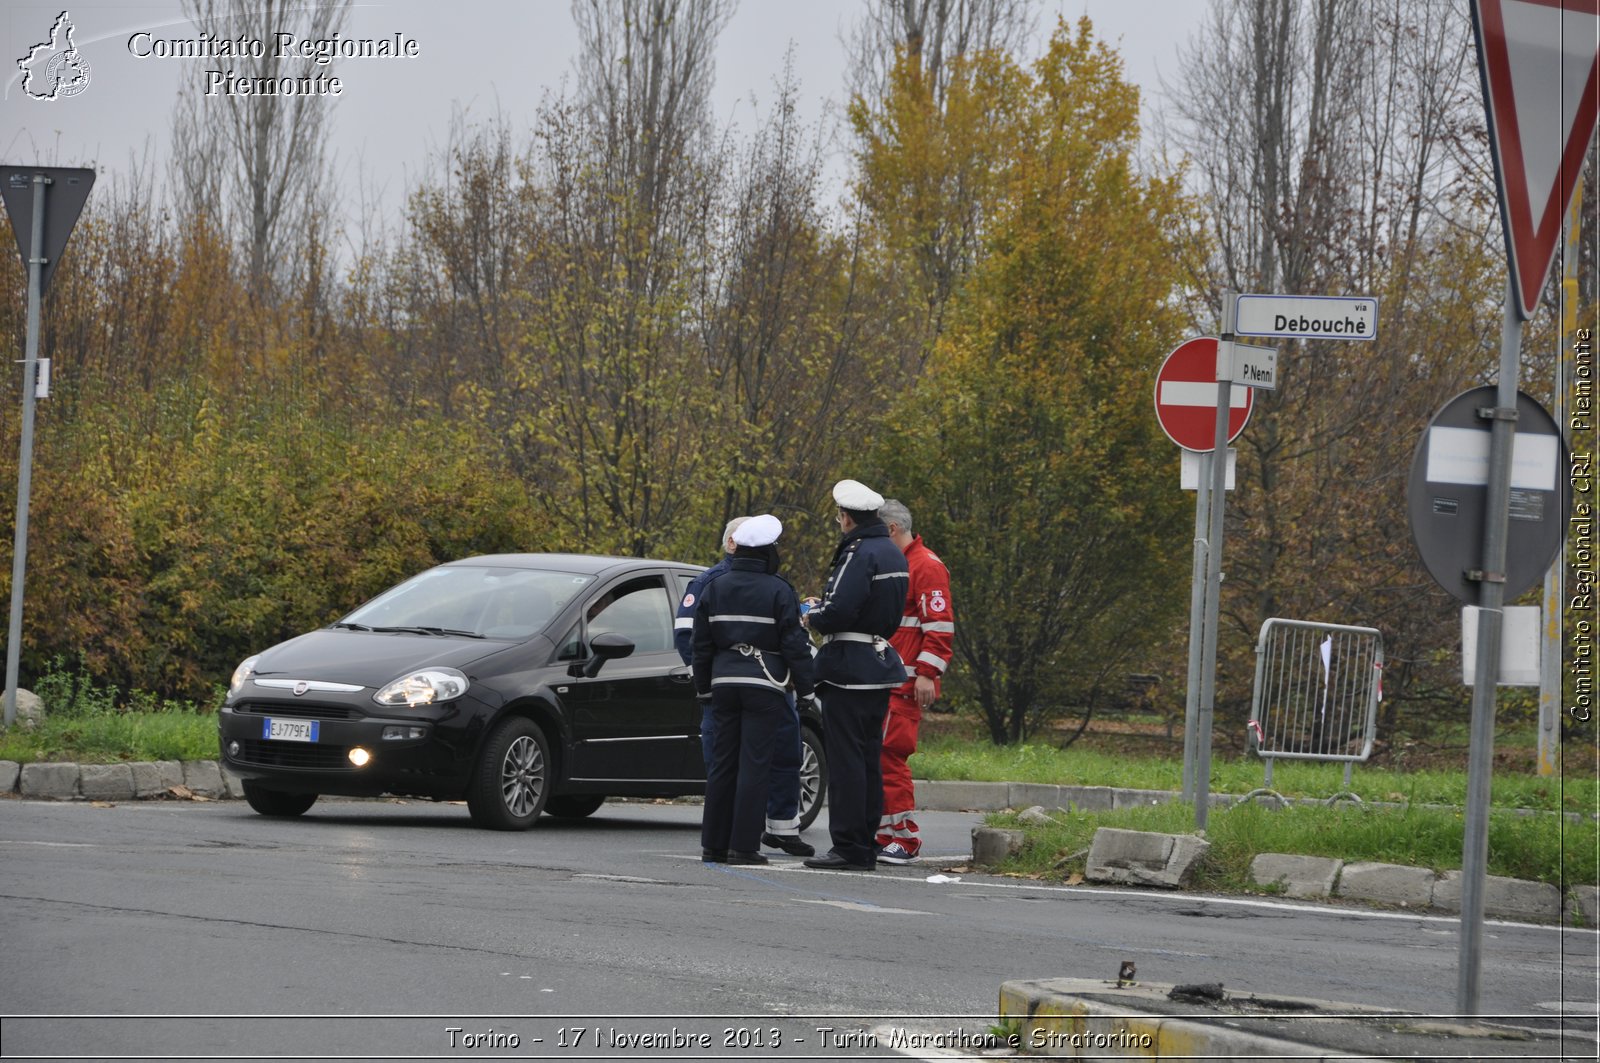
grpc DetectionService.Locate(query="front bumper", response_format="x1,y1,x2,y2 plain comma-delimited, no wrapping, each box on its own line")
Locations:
218,691,476,798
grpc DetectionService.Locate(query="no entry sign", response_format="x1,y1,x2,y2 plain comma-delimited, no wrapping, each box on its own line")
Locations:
1153,337,1254,452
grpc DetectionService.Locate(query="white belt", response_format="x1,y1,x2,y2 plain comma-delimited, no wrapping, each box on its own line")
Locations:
824,632,876,644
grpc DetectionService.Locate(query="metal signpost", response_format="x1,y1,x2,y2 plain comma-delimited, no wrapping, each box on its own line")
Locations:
0,166,95,726
1153,338,1254,801
1458,0,1599,1016
1183,297,1376,830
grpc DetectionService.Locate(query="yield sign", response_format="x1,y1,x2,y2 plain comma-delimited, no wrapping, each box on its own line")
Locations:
0,166,96,296
1153,337,1254,453
1473,0,1600,319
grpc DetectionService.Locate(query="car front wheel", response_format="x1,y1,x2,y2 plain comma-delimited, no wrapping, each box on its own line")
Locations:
797,725,827,831
242,780,317,818
467,717,551,830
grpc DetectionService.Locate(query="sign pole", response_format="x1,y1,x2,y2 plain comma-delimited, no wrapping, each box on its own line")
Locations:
1540,189,1581,776
1181,449,1212,802
3,175,49,726
1194,293,1237,830
1457,278,1523,1015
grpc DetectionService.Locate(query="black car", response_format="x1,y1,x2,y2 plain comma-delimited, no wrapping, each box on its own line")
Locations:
218,554,828,830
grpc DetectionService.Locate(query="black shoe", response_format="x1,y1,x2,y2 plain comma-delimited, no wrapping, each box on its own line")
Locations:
702,849,728,863
802,851,874,871
726,851,769,865
762,832,816,857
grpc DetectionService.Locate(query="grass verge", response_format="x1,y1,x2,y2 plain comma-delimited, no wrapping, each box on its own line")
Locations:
0,658,220,764
911,733,1598,815
981,801,1598,889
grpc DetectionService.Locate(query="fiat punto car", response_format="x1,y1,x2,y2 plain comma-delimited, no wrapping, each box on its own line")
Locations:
218,554,827,830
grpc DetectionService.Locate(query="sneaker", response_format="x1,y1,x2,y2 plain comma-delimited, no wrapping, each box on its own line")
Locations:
877,842,918,865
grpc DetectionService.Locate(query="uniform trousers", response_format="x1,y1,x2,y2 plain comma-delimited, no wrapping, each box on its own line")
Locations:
876,693,922,855
819,684,890,866
701,692,801,832
700,685,785,855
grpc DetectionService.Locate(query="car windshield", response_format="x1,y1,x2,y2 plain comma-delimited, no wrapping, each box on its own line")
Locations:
341,566,595,640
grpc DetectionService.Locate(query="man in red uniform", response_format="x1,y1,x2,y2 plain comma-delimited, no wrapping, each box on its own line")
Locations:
875,498,953,864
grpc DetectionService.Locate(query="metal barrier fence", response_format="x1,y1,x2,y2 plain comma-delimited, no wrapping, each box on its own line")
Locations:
1248,618,1384,798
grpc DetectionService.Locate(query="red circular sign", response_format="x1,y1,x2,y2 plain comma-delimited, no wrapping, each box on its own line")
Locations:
1153,337,1255,452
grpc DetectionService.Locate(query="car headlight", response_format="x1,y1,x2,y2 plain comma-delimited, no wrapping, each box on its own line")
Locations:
229,655,260,695
373,668,469,707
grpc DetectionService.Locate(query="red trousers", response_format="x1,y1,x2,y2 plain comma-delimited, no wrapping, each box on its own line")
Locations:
876,694,921,854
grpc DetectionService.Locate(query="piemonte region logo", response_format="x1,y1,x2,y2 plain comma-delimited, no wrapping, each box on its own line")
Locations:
18,11,92,101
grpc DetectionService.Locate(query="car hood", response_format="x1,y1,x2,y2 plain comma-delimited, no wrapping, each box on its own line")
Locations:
249,629,513,688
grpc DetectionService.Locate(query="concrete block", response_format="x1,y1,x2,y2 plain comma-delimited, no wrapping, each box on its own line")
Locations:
0,760,18,792
1112,787,1178,810
971,826,1026,865
1565,885,1598,927
181,760,224,797
19,762,80,799
131,760,185,798
1085,827,1209,888
917,780,1011,811
221,765,248,799
78,763,136,801
1061,785,1114,812
1009,783,1064,810
1250,853,1343,899
1336,862,1435,908
1433,870,1562,922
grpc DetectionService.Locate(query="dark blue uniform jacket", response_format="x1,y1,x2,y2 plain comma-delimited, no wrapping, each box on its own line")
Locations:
691,556,816,701
674,556,729,665
807,520,910,689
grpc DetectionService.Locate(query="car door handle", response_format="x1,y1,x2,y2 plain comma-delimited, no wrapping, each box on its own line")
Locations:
668,667,692,683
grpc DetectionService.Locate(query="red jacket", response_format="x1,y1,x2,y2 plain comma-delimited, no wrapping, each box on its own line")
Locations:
889,535,954,699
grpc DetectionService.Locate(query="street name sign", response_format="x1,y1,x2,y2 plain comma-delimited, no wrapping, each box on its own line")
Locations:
1234,294,1378,341
1153,337,1253,452
1227,342,1278,390
1473,0,1600,319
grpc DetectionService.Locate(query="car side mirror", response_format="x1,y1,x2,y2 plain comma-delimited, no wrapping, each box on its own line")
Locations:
571,631,635,678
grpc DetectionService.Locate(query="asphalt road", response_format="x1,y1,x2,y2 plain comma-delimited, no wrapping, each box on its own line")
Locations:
0,795,1593,1060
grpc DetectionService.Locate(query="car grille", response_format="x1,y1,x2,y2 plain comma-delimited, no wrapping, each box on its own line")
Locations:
235,701,358,721
234,738,353,771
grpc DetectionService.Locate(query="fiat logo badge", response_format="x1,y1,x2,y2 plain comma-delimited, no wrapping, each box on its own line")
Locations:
292,681,310,696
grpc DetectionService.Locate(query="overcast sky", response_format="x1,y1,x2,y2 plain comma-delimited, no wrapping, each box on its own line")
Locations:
1,1,1207,226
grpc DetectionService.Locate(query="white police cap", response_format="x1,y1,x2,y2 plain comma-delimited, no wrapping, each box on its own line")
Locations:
732,513,783,547
832,479,884,511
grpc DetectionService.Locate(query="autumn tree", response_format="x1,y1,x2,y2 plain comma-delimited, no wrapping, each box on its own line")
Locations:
847,0,1035,370
169,0,350,304
869,20,1194,744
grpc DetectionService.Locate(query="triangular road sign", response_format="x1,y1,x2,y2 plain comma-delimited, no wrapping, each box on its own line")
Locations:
0,166,96,296
1473,0,1600,319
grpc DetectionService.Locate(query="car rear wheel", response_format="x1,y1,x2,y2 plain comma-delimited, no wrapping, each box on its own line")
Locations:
468,717,551,830
797,725,827,831
544,794,606,819
242,780,318,818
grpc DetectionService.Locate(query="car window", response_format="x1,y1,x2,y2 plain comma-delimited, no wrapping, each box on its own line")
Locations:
585,576,673,654
555,622,582,661
344,566,595,639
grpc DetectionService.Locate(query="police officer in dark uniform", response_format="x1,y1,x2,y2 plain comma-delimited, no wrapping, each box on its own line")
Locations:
675,517,813,857
691,515,816,865
801,480,910,871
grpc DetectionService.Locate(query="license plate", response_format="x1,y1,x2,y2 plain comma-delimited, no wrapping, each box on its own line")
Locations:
263,718,319,742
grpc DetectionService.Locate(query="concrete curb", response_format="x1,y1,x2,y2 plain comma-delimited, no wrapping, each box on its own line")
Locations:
998,977,1574,1059
1,758,237,801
